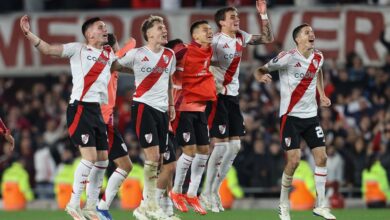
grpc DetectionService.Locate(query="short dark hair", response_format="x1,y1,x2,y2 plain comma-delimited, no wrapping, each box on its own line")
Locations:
141,15,164,42
106,33,117,48
165,39,183,49
214,7,237,29
190,20,209,37
82,17,102,37
292,23,310,44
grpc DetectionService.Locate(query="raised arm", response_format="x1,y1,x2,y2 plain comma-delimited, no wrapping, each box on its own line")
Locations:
248,0,274,45
20,15,63,57
111,60,134,74
316,69,331,107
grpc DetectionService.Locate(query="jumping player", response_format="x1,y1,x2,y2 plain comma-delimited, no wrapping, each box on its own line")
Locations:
117,15,176,220
202,0,274,212
254,23,336,220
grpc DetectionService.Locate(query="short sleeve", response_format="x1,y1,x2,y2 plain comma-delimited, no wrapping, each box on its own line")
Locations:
118,49,137,68
61,42,81,58
238,30,252,47
265,51,291,72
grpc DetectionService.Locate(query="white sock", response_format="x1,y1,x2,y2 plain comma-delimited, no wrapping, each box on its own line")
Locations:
156,188,166,207
69,159,94,207
98,167,127,210
280,172,293,206
143,161,159,205
314,166,327,208
203,142,227,195
212,140,240,194
173,154,193,194
187,154,209,197
86,160,108,207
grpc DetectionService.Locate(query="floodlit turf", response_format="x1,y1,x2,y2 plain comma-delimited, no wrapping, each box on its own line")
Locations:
0,209,389,220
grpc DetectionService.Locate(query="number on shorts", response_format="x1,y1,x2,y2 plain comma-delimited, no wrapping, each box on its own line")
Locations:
315,126,324,138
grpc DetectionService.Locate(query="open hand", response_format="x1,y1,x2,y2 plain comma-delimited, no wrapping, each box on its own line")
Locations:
20,15,31,35
256,0,268,15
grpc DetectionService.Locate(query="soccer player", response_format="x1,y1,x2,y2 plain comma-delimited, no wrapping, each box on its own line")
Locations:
168,20,216,215
20,15,129,220
202,0,274,212
117,15,176,220
0,117,14,150
87,33,135,220
254,24,336,220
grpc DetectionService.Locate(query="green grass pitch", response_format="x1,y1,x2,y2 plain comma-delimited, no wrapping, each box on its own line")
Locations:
0,209,389,220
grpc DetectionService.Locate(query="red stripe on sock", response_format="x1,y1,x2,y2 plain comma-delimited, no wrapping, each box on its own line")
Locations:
315,173,327,177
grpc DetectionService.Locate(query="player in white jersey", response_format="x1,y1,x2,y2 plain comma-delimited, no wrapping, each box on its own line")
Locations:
254,24,336,220
117,15,176,220
20,15,130,220
202,0,274,212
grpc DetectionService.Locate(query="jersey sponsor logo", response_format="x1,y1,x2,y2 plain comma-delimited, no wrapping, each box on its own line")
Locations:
183,132,191,143
223,52,240,60
284,137,291,147
294,62,301,67
140,66,170,74
81,134,89,144
87,55,110,65
145,133,153,144
219,124,226,134
294,72,316,79
141,56,149,62
223,43,230,49
121,143,128,152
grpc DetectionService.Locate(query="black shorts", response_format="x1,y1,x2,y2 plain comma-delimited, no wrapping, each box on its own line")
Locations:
207,94,245,139
280,115,326,151
107,124,129,161
66,100,108,150
131,101,169,152
175,111,210,147
162,132,177,165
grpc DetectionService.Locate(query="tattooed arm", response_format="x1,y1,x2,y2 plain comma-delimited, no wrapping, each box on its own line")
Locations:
248,0,274,45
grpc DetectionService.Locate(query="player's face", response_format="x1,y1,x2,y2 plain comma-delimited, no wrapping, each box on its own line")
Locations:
147,21,168,45
88,21,108,44
193,24,213,44
221,10,240,32
296,26,315,50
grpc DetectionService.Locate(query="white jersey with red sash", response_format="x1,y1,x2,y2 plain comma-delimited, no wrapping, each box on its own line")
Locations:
210,30,252,96
118,46,176,112
266,48,324,119
61,43,115,104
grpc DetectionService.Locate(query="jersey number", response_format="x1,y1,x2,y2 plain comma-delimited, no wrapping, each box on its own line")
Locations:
315,126,324,138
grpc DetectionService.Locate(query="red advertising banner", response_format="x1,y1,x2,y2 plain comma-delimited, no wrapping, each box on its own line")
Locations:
0,6,386,75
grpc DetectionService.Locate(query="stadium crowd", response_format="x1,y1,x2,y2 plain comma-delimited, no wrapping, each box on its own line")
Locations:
0,45,389,200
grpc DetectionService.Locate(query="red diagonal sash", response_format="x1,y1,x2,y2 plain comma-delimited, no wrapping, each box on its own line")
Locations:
80,45,111,101
133,49,173,98
280,53,322,139
222,32,243,95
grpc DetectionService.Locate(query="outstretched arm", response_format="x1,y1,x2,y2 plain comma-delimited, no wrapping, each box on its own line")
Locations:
248,0,274,45
20,15,63,56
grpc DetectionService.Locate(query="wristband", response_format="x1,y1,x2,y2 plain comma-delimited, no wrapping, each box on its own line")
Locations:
34,39,41,48
260,14,268,20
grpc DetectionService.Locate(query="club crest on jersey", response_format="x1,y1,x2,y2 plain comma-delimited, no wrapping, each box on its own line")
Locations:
163,151,170,161
81,134,89,144
284,137,291,147
163,55,169,64
312,59,319,68
183,132,191,143
145,133,153,144
121,143,128,152
219,125,226,134
237,38,243,45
